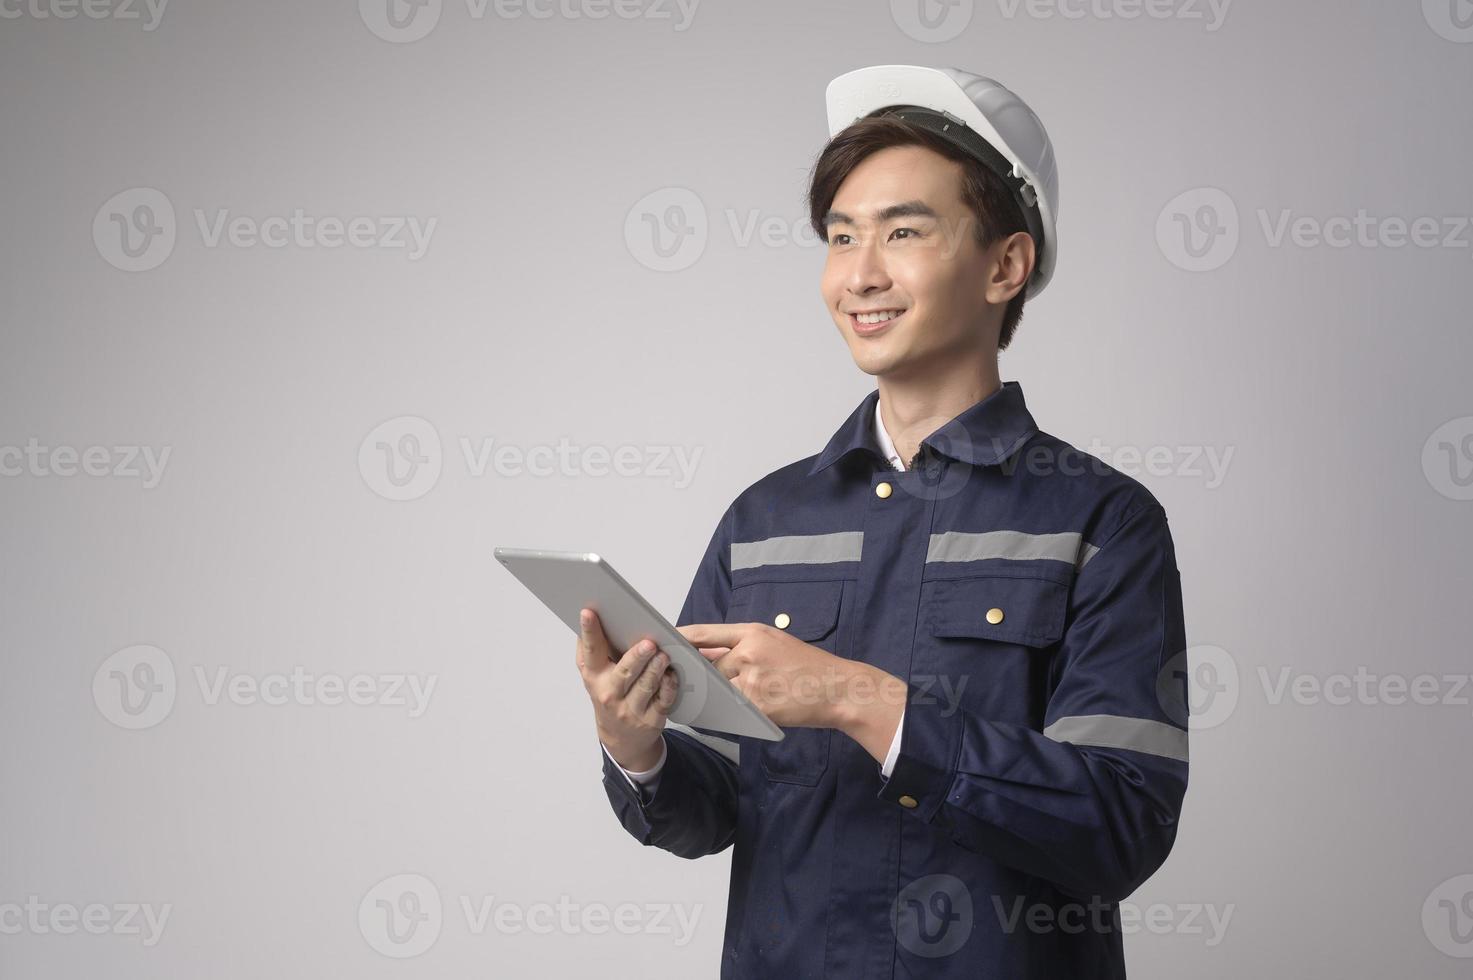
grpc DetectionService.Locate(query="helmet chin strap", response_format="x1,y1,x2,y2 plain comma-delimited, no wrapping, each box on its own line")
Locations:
873,104,1047,276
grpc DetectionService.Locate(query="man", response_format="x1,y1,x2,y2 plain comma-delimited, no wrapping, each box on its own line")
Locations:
575,64,1189,978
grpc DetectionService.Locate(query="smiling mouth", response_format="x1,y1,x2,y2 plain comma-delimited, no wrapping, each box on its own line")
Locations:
850,309,905,324
848,309,906,334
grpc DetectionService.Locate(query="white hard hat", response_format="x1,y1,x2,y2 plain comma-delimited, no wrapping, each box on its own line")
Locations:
825,65,1059,297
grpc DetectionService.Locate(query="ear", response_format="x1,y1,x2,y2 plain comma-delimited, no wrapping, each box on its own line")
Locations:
984,231,1034,306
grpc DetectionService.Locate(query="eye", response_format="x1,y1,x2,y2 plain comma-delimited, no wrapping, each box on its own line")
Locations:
890,227,920,241
830,233,854,246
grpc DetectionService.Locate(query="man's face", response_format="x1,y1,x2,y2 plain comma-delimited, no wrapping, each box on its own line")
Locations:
820,144,1003,380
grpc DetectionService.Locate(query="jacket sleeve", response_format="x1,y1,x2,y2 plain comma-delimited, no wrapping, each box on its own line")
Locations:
876,501,1189,903
600,504,741,860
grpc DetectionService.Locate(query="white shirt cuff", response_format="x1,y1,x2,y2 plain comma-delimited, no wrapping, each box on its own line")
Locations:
602,737,667,796
880,706,905,779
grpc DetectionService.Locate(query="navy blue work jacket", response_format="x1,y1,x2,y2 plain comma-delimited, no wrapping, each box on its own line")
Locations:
600,380,1189,978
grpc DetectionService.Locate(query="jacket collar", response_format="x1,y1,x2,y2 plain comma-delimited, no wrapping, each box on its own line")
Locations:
808,380,1039,476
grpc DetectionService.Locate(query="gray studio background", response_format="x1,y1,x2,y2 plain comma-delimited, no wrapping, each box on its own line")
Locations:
3,1,1471,977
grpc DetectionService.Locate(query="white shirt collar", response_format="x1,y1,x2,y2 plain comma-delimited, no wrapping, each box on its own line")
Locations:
873,398,906,471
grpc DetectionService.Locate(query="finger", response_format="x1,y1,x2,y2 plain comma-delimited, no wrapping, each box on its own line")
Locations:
709,649,740,681
628,650,668,712
676,623,745,649
613,638,659,696
696,645,732,662
578,608,612,674
647,669,678,720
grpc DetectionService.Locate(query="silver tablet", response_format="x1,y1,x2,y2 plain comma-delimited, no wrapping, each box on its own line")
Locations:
495,547,783,742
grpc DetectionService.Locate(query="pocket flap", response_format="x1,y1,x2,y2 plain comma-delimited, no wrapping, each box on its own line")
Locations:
728,579,842,642
925,575,1068,647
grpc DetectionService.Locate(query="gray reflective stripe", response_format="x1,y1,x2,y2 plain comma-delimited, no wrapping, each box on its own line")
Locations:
927,530,1096,568
1043,714,1188,762
668,723,739,765
730,531,863,571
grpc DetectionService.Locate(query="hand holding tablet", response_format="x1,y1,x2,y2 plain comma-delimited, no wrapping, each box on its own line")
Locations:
575,606,677,772
495,548,784,745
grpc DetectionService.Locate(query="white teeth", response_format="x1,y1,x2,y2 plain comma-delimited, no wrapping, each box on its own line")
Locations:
855,310,902,324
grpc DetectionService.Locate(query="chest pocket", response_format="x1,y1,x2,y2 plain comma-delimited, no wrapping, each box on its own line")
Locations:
725,579,844,786
924,575,1068,645
918,574,1069,725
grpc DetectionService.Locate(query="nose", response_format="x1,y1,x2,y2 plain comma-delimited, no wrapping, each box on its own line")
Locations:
846,238,891,296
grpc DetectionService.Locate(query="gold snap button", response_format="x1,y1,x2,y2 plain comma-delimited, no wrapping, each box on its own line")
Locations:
986,607,1004,624
773,612,791,629
898,795,918,809
875,482,893,499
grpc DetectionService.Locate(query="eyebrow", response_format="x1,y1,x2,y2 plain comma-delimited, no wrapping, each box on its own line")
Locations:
823,200,940,228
